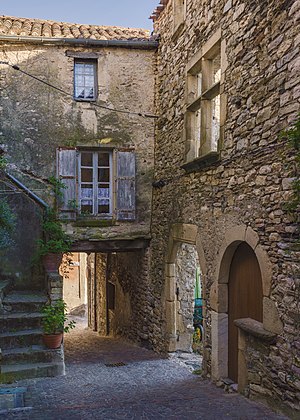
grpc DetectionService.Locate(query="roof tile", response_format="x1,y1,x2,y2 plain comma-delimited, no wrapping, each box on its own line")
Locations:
0,15,150,41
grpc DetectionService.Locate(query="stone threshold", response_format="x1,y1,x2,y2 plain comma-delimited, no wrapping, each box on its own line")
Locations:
234,318,277,343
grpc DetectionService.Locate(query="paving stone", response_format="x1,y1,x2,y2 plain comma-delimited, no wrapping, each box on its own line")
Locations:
0,319,287,419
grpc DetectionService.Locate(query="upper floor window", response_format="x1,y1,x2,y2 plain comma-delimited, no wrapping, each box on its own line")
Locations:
173,0,186,36
74,60,97,101
56,148,136,221
185,31,226,165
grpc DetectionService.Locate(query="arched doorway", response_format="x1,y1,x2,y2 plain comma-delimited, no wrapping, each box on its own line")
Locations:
174,243,203,353
228,242,263,382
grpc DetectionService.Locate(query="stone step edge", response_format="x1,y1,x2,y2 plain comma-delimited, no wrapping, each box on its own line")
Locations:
0,312,44,319
1,361,65,373
1,345,60,356
0,328,43,338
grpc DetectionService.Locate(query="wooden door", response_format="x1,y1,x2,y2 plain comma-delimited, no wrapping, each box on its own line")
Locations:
228,243,263,382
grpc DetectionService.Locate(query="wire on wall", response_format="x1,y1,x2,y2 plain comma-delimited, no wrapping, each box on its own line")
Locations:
0,61,158,119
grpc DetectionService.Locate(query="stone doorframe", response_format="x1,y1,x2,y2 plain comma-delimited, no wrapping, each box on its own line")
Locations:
210,225,283,391
164,223,207,354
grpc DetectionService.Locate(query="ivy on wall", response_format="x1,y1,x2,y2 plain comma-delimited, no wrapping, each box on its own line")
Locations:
0,197,16,250
282,114,300,220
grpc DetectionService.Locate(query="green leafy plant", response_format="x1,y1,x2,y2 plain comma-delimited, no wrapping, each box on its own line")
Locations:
281,114,300,217
36,209,72,256
0,198,16,250
35,176,72,262
42,299,76,334
0,155,8,170
48,176,66,202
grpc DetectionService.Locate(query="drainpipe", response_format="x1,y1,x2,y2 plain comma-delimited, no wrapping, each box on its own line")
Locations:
0,35,158,50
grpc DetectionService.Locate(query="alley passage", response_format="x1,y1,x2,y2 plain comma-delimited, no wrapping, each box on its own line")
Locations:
1,318,286,420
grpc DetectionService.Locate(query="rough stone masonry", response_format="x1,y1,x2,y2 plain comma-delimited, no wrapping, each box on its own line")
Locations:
147,0,300,417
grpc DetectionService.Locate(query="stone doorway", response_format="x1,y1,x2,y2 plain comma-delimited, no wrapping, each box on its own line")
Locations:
174,243,203,356
164,224,207,373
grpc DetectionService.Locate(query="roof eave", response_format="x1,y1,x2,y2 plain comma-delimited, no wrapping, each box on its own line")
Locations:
0,34,158,49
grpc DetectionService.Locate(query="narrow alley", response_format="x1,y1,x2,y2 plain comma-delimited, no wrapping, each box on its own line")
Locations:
1,317,286,420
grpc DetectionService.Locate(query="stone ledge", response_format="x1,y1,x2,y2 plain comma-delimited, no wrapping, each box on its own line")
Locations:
181,152,220,173
234,318,277,343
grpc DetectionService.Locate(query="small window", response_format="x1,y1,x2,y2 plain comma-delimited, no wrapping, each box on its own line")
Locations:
74,60,97,100
185,36,223,162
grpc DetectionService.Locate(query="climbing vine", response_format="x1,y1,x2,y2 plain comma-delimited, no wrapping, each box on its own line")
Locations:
0,156,16,251
0,198,16,250
281,114,300,383
282,113,300,221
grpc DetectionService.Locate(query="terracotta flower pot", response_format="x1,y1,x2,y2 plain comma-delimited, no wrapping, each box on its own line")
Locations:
42,253,63,272
43,333,63,349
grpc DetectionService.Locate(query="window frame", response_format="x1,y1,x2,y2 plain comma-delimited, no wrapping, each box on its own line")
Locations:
78,150,113,218
183,30,227,170
73,59,97,102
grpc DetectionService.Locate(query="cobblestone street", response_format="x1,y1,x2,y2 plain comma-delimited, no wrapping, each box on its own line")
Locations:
0,318,287,419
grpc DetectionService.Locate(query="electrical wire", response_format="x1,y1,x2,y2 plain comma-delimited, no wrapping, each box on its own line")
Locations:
0,61,158,119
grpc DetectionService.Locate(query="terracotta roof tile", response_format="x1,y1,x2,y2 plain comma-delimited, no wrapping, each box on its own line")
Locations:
0,15,151,41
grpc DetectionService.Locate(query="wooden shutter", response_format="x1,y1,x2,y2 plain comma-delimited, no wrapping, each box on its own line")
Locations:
56,148,77,220
115,150,136,221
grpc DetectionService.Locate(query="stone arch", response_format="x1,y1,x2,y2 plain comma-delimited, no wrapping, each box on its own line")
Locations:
211,224,282,387
164,223,207,355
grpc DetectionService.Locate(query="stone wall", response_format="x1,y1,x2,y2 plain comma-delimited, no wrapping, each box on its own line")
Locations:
150,0,300,414
94,253,108,335
94,249,162,349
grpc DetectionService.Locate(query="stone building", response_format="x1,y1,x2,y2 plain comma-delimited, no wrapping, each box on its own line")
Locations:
0,1,299,416
149,0,300,416
0,15,157,381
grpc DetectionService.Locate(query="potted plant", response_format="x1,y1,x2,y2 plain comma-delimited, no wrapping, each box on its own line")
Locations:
42,299,76,349
37,209,72,272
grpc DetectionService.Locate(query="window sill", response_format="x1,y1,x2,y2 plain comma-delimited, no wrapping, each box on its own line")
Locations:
172,21,185,42
181,151,220,173
74,219,116,228
234,318,277,343
74,98,97,102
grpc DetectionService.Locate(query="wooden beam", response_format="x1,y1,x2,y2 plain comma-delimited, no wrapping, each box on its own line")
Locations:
71,238,151,253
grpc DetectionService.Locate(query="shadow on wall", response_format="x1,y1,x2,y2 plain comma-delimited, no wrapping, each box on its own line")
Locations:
0,178,44,289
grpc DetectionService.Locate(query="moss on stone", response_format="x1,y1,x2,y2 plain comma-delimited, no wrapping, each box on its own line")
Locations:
74,219,116,228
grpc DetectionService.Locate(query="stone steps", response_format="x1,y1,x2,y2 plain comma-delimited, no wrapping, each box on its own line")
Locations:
0,312,44,332
2,291,48,313
0,362,65,383
0,289,65,383
1,345,63,365
0,328,44,350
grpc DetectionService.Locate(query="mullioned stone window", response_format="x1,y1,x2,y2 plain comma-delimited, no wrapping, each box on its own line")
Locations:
173,0,186,38
183,29,227,170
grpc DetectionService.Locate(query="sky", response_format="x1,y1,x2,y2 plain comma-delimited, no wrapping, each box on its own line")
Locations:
0,0,159,30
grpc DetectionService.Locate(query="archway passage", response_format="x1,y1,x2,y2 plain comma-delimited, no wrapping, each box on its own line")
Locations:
228,242,263,382
174,243,203,356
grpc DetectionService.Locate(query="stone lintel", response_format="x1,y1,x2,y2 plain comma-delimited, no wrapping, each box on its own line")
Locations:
234,318,277,343
71,238,151,252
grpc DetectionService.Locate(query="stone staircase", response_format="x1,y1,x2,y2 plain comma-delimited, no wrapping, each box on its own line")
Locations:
0,289,65,383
